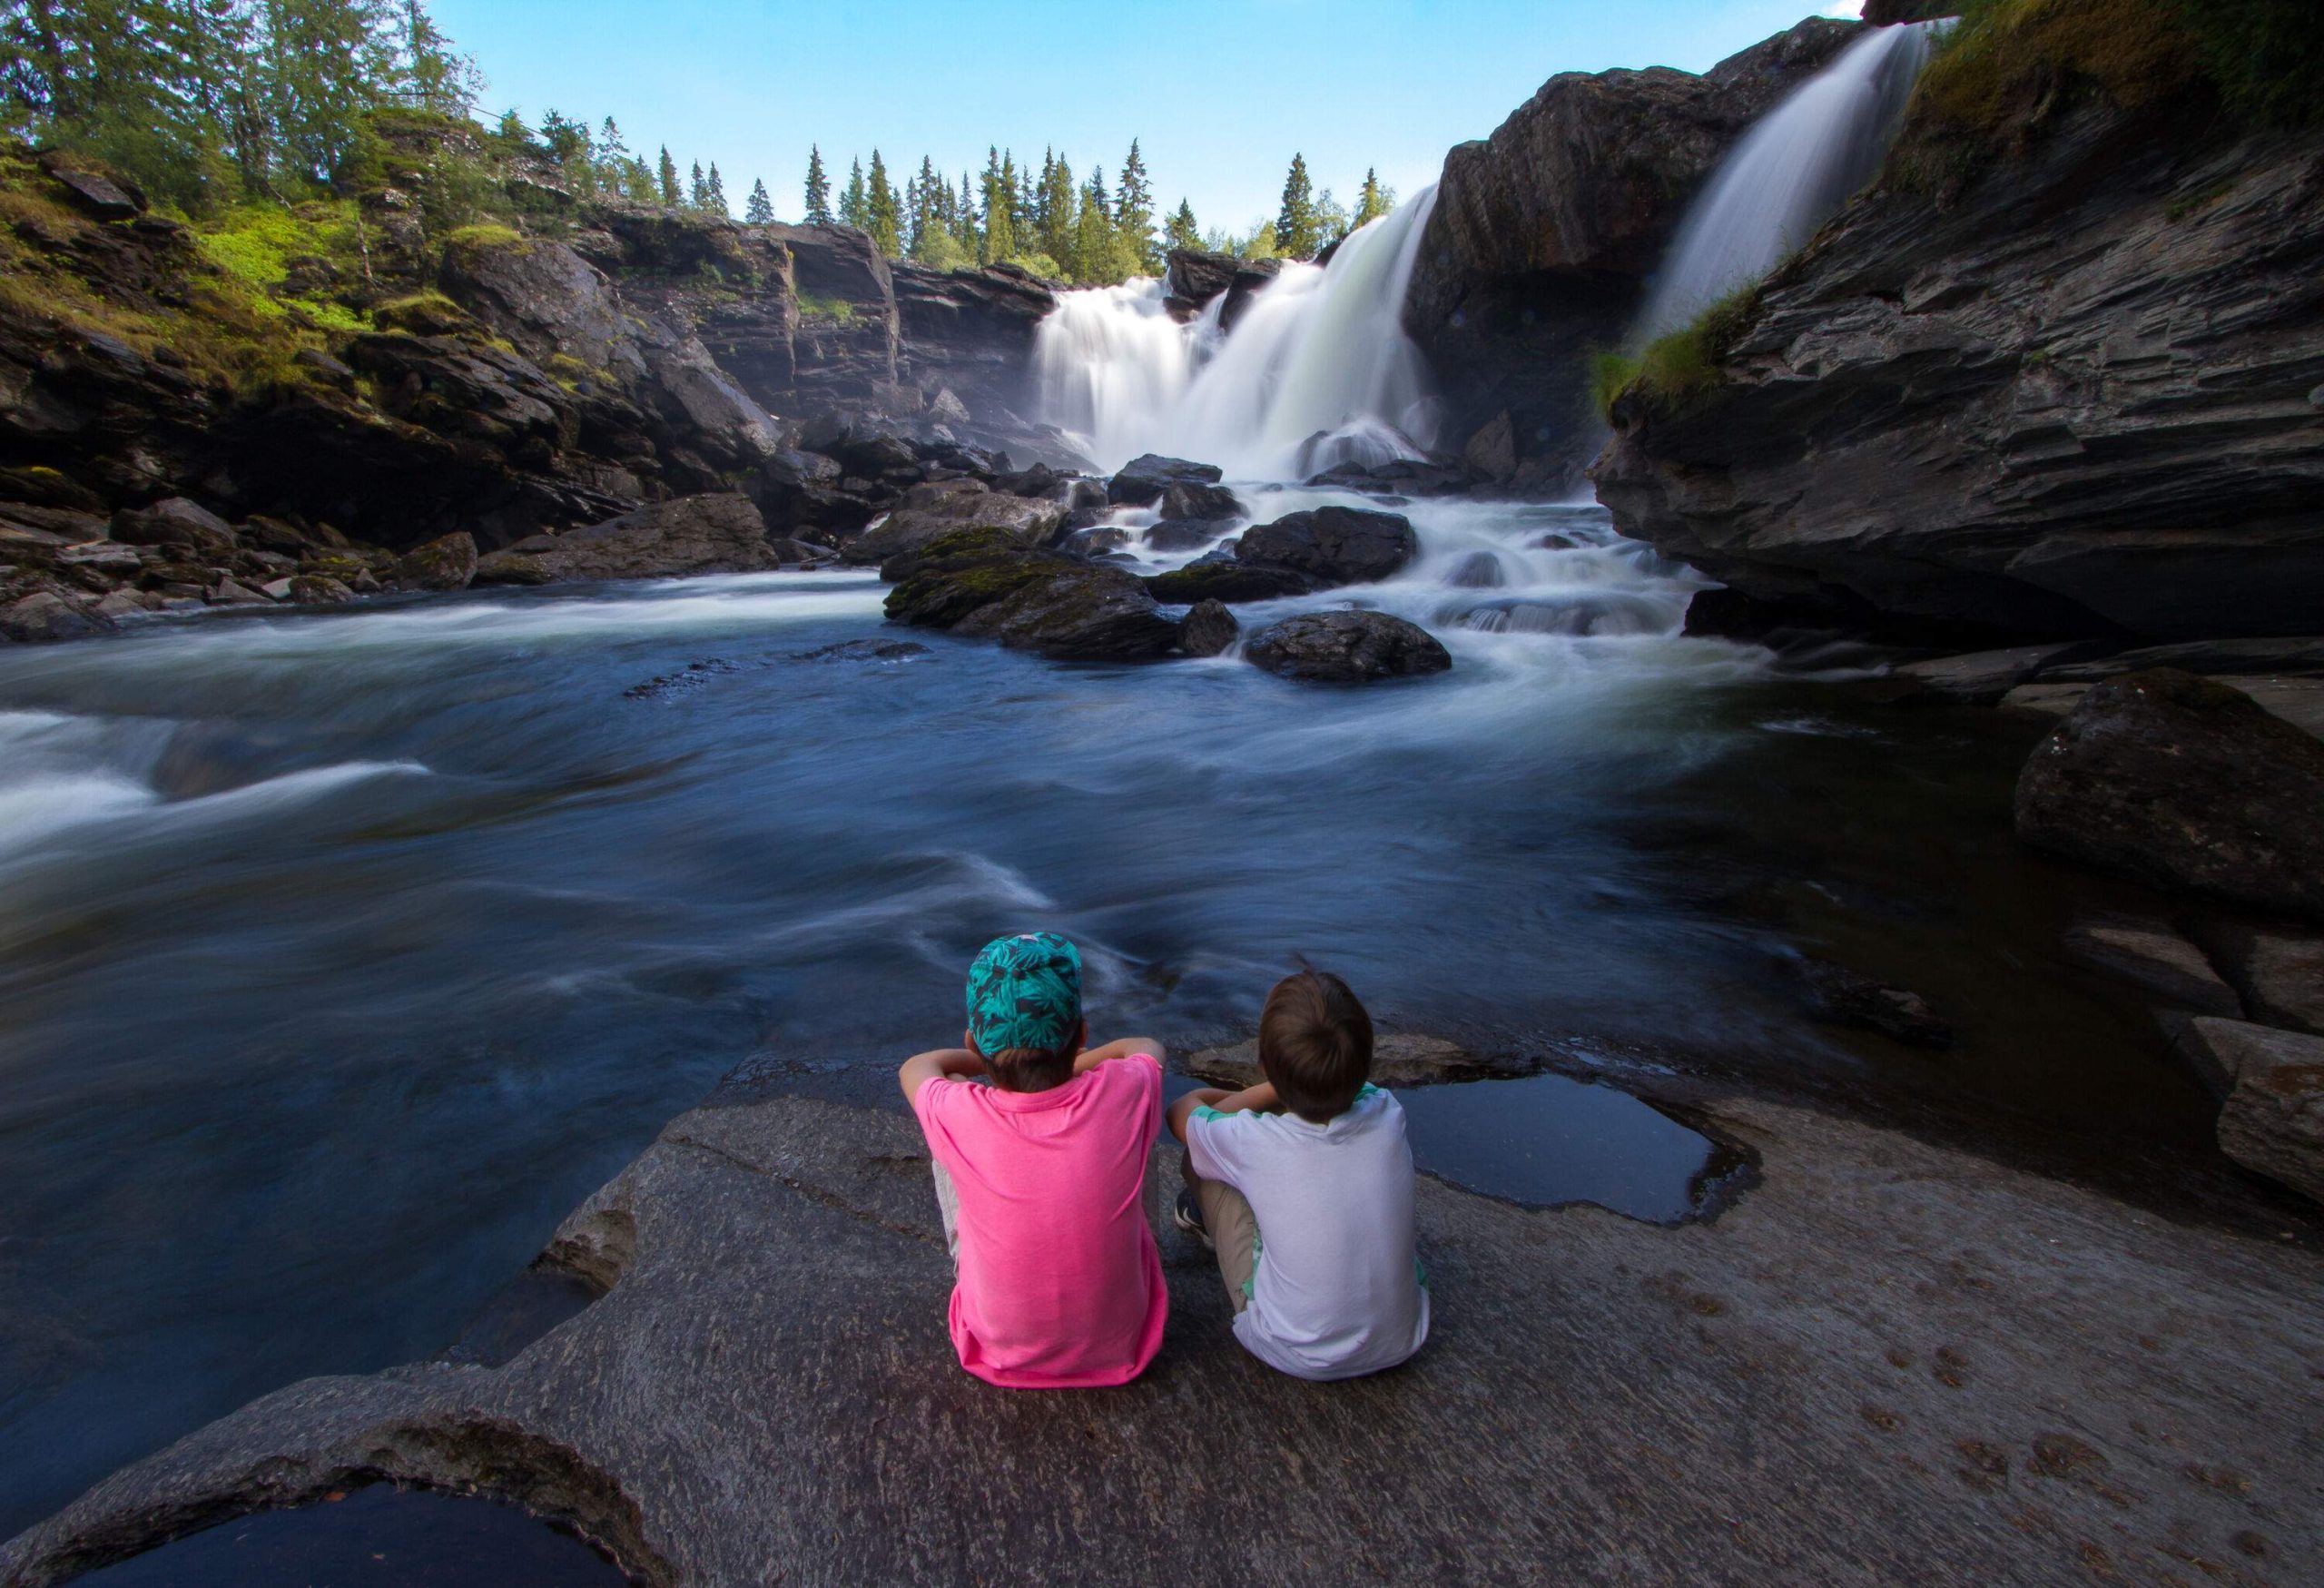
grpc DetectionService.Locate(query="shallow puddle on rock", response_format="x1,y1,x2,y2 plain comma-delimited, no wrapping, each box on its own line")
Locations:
1397,1071,1730,1223
72,1484,629,1587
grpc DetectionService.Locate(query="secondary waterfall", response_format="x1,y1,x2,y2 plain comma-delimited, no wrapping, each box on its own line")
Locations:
1032,185,1442,478
1636,22,1937,340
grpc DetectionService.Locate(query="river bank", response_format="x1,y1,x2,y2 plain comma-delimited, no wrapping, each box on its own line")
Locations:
5,1082,2317,1587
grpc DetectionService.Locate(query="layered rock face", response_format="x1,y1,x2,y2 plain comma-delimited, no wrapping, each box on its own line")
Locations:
1403,18,1860,490
1593,107,2324,641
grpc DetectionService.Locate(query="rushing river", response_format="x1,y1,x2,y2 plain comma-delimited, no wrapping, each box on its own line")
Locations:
0,490,2211,1532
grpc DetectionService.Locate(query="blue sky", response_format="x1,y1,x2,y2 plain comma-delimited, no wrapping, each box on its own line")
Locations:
433,1,1862,234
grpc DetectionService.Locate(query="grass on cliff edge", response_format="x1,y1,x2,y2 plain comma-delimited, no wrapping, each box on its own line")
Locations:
1902,0,2324,173
192,203,373,335
0,143,349,399
1591,284,1765,423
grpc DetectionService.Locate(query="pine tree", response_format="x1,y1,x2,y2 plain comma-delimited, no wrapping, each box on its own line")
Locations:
394,0,478,116
707,162,730,214
657,144,681,206
745,176,774,223
1039,151,1075,266
1114,138,1156,272
1275,152,1319,260
865,149,901,255
952,172,979,252
803,144,832,224
688,159,709,209
978,146,1013,264
839,156,867,230
1164,199,1200,255
1352,167,1395,230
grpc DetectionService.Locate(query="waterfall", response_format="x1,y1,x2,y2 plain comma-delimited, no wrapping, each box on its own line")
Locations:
1031,186,1443,479
1636,22,1937,340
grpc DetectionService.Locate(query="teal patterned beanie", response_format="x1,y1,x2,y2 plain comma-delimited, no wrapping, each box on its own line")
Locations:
965,932,1083,1056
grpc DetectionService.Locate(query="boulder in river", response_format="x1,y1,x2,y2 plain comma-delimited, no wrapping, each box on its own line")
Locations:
473,495,778,586
1107,455,1223,507
1244,609,1452,684
1157,481,1240,523
1237,507,1418,587
2173,1018,2324,1205
842,491,1068,567
1144,519,1234,553
1177,598,1238,658
2062,915,2241,1017
1144,557,1314,606
952,563,1179,663
2014,670,2324,922
1796,959,1952,1050
2200,925,2324,1038
395,532,478,593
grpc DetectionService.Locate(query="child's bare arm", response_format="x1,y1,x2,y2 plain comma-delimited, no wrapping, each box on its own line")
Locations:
1166,1081,1277,1142
898,1047,987,1106
1074,1035,1167,1074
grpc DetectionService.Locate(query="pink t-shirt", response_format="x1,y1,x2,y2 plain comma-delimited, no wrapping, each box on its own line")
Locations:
911,1054,1167,1388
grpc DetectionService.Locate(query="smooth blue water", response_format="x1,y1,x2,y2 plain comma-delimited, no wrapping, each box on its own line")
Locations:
0,498,2204,1535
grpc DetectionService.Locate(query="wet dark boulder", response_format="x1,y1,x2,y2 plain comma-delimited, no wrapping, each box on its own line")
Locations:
1244,609,1452,684
473,494,777,586
1796,960,1954,1050
1144,556,1314,605
882,527,1070,626
1238,507,1419,587
1144,519,1234,553
842,490,1069,567
2015,669,2324,922
882,527,1175,660
1162,249,1238,318
1107,455,1224,507
954,563,1179,662
1177,598,1239,658
395,532,478,593
1158,480,1240,522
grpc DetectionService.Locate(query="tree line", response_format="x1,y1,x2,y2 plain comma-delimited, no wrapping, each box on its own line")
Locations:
0,0,478,209
793,143,1396,284
0,0,1403,289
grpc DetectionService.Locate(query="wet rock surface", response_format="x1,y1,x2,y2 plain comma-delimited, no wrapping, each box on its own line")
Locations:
880,527,1176,661
1175,598,1238,658
473,495,777,586
5,1092,2319,1587
1236,507,1419,587
2063,915,2242,1019
1408,18,1860,488
1244,610,1452,684
1594,107,2324,640
2175,1020,2324,1204
2014,670,2324,922
1106,454,1223,507
838,489,1068,567
1796,958,1953,1050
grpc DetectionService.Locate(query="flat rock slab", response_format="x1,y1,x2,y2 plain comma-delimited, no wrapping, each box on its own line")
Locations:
2178,1019,2324,1205
6,1096,2319,1587
1896,644,2083,704
2002,676,2324,741
2063,914,2242,1017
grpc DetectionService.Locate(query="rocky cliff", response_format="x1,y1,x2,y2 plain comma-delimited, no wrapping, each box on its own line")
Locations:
1403,18,1860,491
0,133,1061,639
1591,100,2324,641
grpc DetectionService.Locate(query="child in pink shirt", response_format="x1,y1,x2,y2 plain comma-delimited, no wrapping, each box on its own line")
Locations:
899,932,1167,1388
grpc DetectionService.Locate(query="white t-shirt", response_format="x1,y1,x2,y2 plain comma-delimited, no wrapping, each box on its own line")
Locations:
1186,1084,1431,1380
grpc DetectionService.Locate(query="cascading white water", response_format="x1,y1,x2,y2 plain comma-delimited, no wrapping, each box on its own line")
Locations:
1636,22,1937,340
1031,186,1443,479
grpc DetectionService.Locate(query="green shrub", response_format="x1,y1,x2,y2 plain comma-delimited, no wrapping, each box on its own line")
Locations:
796,291,858,323
1599,283,1765,419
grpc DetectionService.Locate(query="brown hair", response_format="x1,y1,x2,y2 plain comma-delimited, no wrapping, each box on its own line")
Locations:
1258,968,1374,1122
980,1020,1085,1093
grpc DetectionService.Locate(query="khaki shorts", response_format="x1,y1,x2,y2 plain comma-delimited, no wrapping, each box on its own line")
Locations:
1182,1156,1259,1314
